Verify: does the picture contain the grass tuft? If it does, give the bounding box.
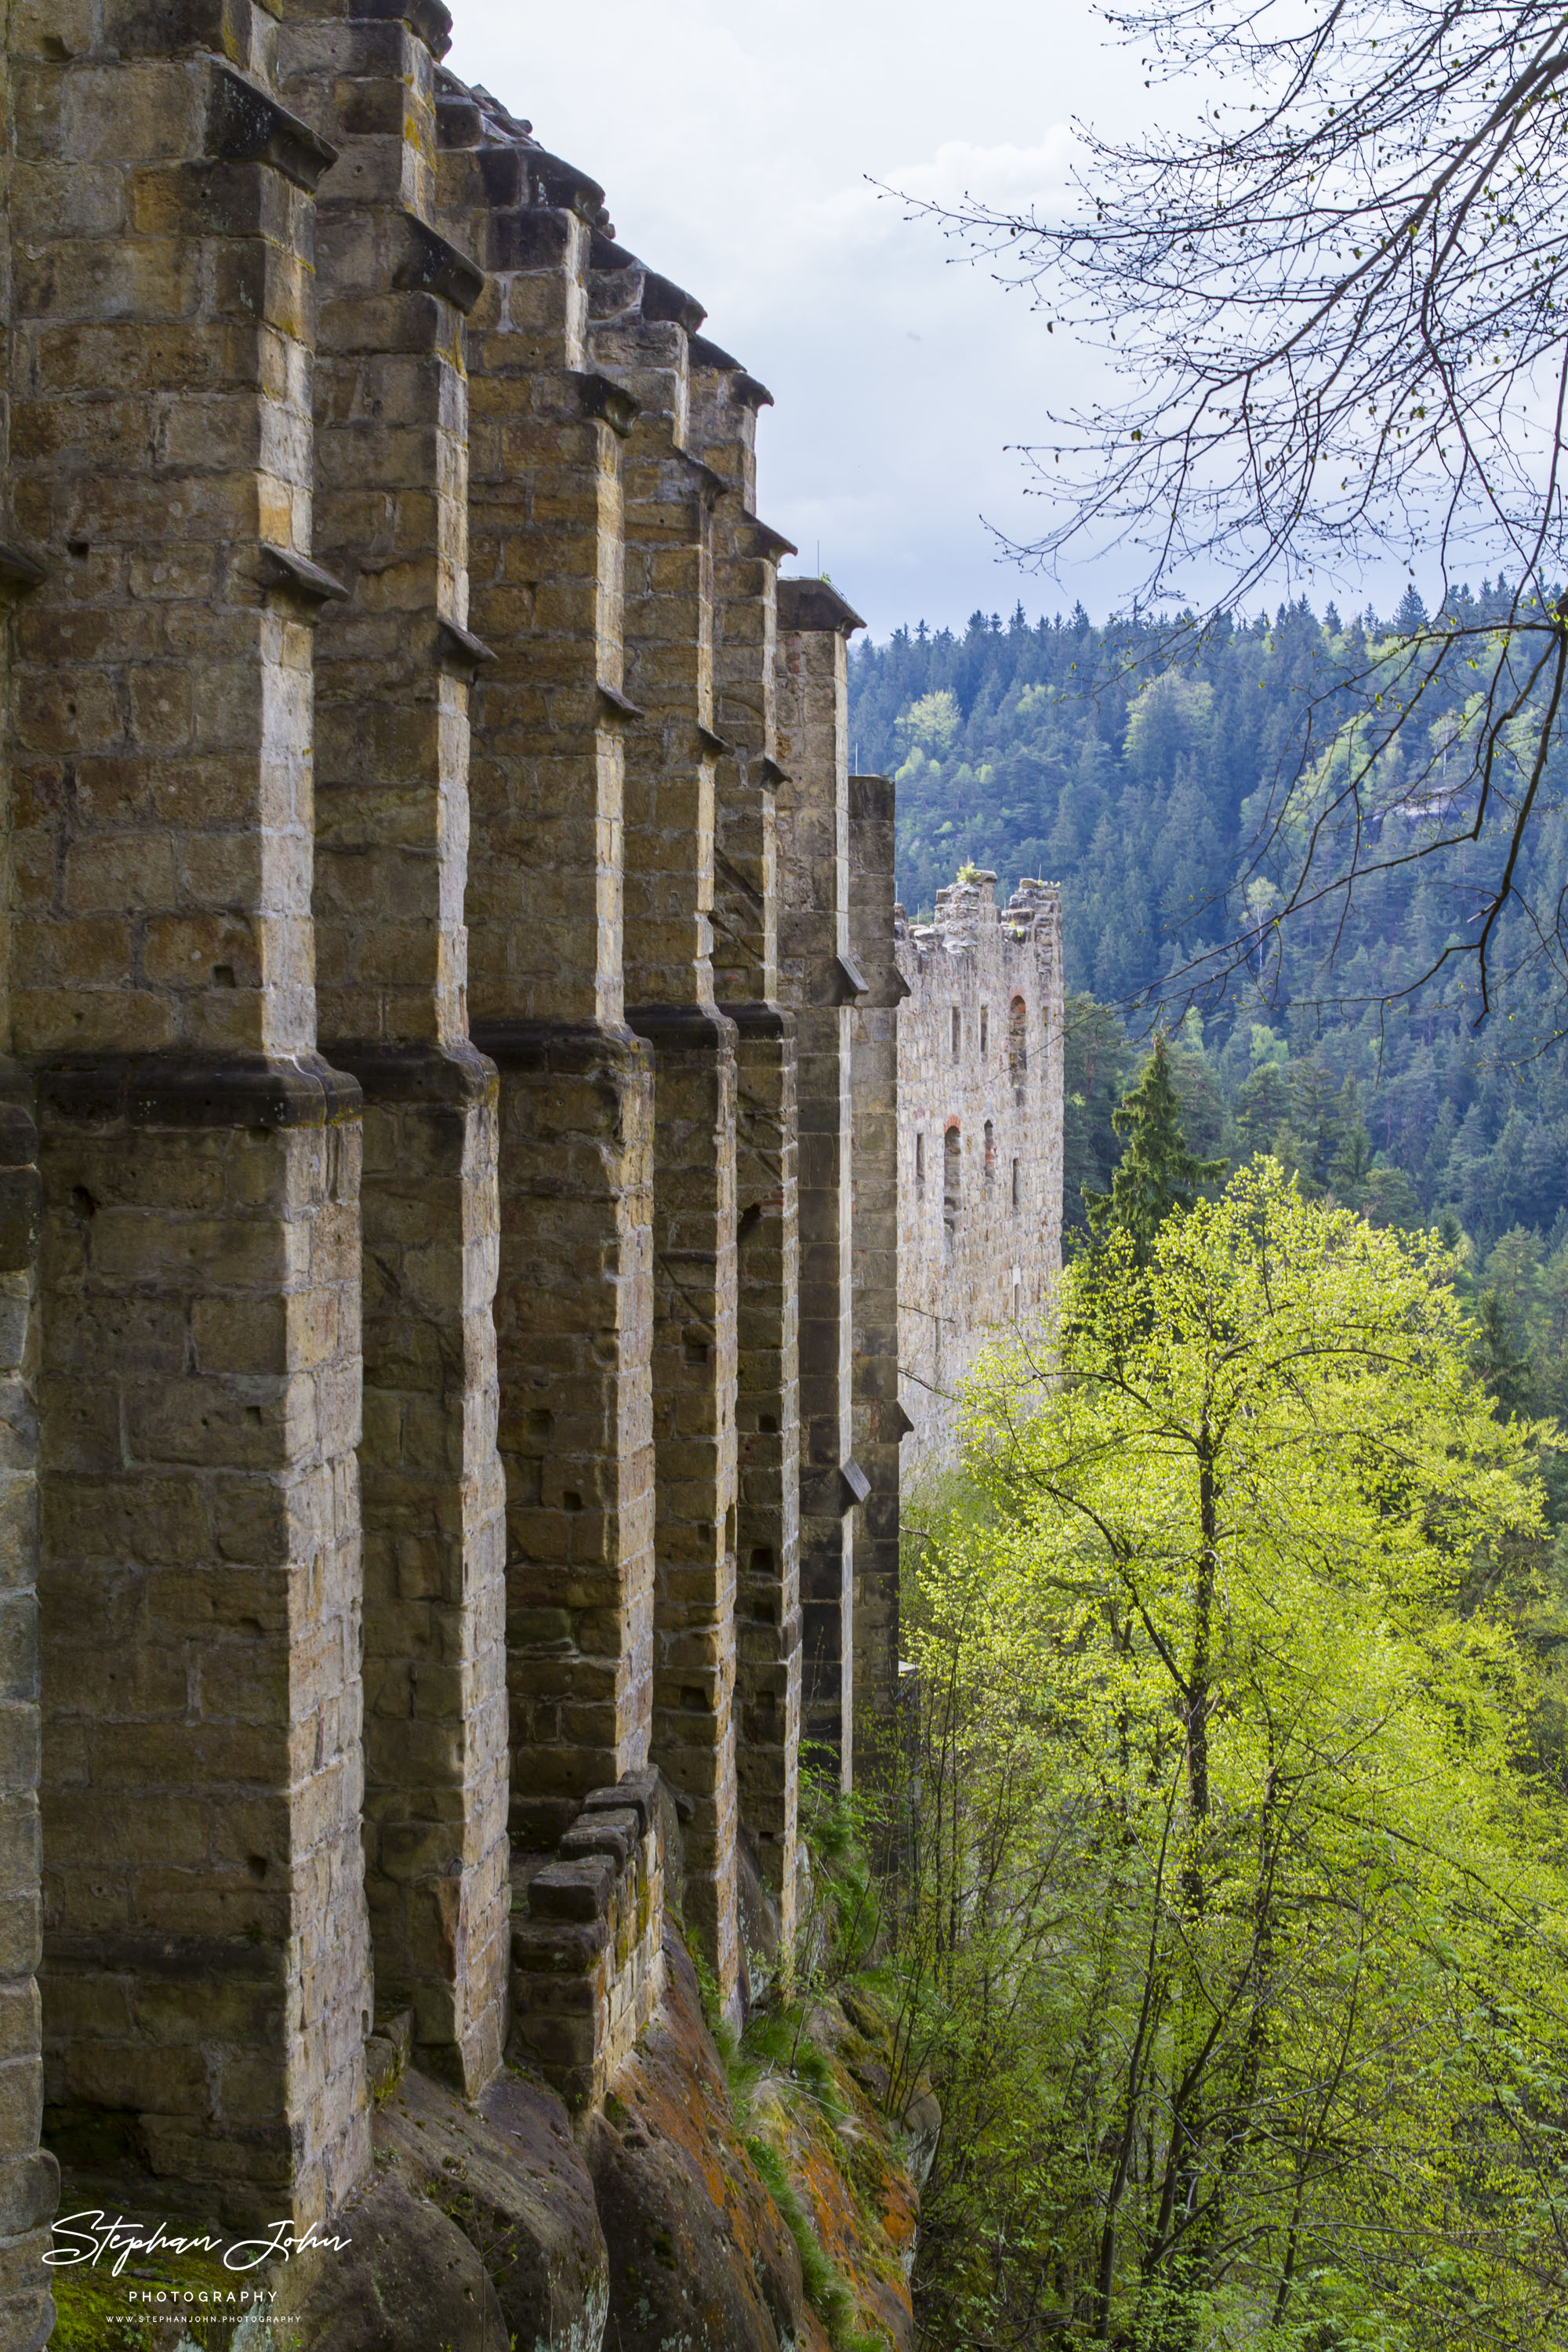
[744,2135,887,2351]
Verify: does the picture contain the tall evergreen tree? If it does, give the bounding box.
[1083,1033,1225,1257]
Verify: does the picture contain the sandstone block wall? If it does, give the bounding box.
[0,0,1065,2333]
[848,776,904,1777]
[775,581,864,1786]
[896,874,1065,1475]
[510,1766,665,2112]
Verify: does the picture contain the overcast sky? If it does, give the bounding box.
[445,0,1151,641]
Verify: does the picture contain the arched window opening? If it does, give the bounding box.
[943,1125,961,1250]
[1009,996,1028,1094]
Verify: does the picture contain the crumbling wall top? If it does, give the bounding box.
[904,873,1062,966]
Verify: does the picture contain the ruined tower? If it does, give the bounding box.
[896,874,1065,1469]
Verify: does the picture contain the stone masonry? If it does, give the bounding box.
[0,2,1064,2336]
[895,874,1065,1474]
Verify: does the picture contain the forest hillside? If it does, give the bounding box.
[848,592,1568,1252]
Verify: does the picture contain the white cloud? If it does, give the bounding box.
[443,0,1136,634]
[892,132,1078,212]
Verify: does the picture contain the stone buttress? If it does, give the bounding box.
[689,343,802,1944]
[774,582,866,1779]
[0,15,53,2335]
[437,93,658,1880]
[9,0,372,2234]
[274,0,510,2098]
[430,85,672,2092]
[848,774,904,1766]
[589,248,742,2013]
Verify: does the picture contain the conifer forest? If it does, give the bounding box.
[848,590,1568,1282]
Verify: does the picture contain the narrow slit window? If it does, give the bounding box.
[915,1132,925,1188]
[979,1005,989,1057]
[1009,996,1028,1091]
[1011,1158,1021,1209]
[943,1127,960,1248]
[950,1007,961,1060]
[984,1120,996,1183]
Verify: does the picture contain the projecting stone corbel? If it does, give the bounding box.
[573,372,640,439]
[776,578,868,637]
[530,147,607,226]
[696,724,733,760]
[590,230,637,272]
[403,0,456,61]
[830,953,869,1004]
[257,546,349,612]
[597,681,644,723]
[686,339,775,408]
[758,755,790,788]
[0,543,45,592]
[681,455,727,510]
[392,216,485,316]
[642,271,707,334]
[802,1458,871,1516]
[207,65,339,191]
[885,1402,916,1442]
[436,617,497,674]
[746,515,797,562]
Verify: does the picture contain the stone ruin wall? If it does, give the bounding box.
[895,874,1065,1476]
[0,2,1065,2335]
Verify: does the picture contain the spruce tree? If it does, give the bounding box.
[1083,1033,1227,1259]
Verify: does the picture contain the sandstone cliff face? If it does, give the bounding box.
[47,1921,924,2352]
[310,1926,926,2352]
[587,1934,816,2352]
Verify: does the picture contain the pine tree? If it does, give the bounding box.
[1083,1033,1227,1258]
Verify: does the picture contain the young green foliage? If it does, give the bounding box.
[900,1161,1568,2349]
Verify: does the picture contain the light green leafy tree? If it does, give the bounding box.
[896,1163,1568,2350]
[893,689,962,785]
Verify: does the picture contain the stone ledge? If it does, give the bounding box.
[470,1018,653,1081]
[36,1053,362,1134]
[719,1000,795,1045]
[206,66,339,192]
[327,1039,499,1111]
[777,577,866,636]
[624,1004,739,1057]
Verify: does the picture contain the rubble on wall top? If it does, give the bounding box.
[902,872,1062,964]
